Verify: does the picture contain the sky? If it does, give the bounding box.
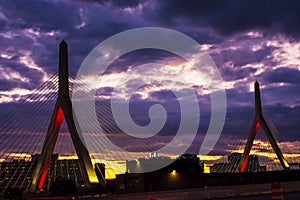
[1,0,300,175]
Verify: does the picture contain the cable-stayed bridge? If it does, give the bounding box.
[0,41,298,196]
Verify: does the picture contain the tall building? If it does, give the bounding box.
[0,154,105,193]
[0,159,34,193]
[95,163,105,183]
[51,158,84,187]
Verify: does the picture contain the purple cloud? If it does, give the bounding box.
[0,0,299,165]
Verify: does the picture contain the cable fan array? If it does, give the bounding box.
[209,95,297,173]
[0,73,298,194]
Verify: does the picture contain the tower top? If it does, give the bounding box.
[238,81,290,172]
[60,40,67,46]
[254,80,262,115]
[58,40,69,98]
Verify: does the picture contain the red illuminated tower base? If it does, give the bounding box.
[238,81,290,172]
[30,41,99,192]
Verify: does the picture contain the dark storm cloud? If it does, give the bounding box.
[96,87,114,97]
[0,0,299,157]
[185,30,223,44]
[103,49,181,74]
[0,58,44,90]
[226,88,253,107]
[0,78,38,91]
[0,0,80,32]
[147,0,300,37]
[220,89,255,138]
[261,67,300,85]
[128,97,181,131]
[0,99,56,131]
[0,0,135,87]
[212,45,276,68]
[261,84,300,105]
[82,0,142,8]
[0,80,18,91]
[221,67,257,81]
[209,43,279,85]
[262,104,300,141]
[150,90,178,101]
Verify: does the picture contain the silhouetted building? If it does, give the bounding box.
[167,154,203,172]
[289,163,300,170]
[53,158,84,186]
[117,154,204,193]
[0,159,34,193]
[0,154,104,193]
[95,163,105,182]
[210,153,266,173]
[126,153,173,173]
[126,153,203,174]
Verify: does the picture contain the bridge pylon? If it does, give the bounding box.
[30,41,100,192]
[238,81,290,172]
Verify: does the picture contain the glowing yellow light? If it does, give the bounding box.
[204,164,211,173]
[58,155,78,160]
[170,169,177,180]
[86,167,99,183]
[88,174,99,183]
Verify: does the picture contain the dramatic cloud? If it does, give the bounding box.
[143,0,300,37]
[0,0,299,171]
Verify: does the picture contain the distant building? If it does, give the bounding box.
[126,153,174,173]
[168,154,203,172]
[289,163,300,170]
[0,159,34,193]
[0,154,104,193]
[210,153,266,173]
[116,154,204,194]
[126,153,203,173]
[95,163,105,183]
[51,158,84,186]
[114,153,300,194]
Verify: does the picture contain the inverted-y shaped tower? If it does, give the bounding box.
[30,41,99,192]
[238,81,290,172]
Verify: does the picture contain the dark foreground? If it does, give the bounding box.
[76,181,300,200]
[219,191,300,200]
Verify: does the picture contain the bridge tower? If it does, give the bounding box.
[30,41,99,192]
[238,81,290,172]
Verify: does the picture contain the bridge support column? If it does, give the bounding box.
[238,81,289,172]
[30,41,100,192]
